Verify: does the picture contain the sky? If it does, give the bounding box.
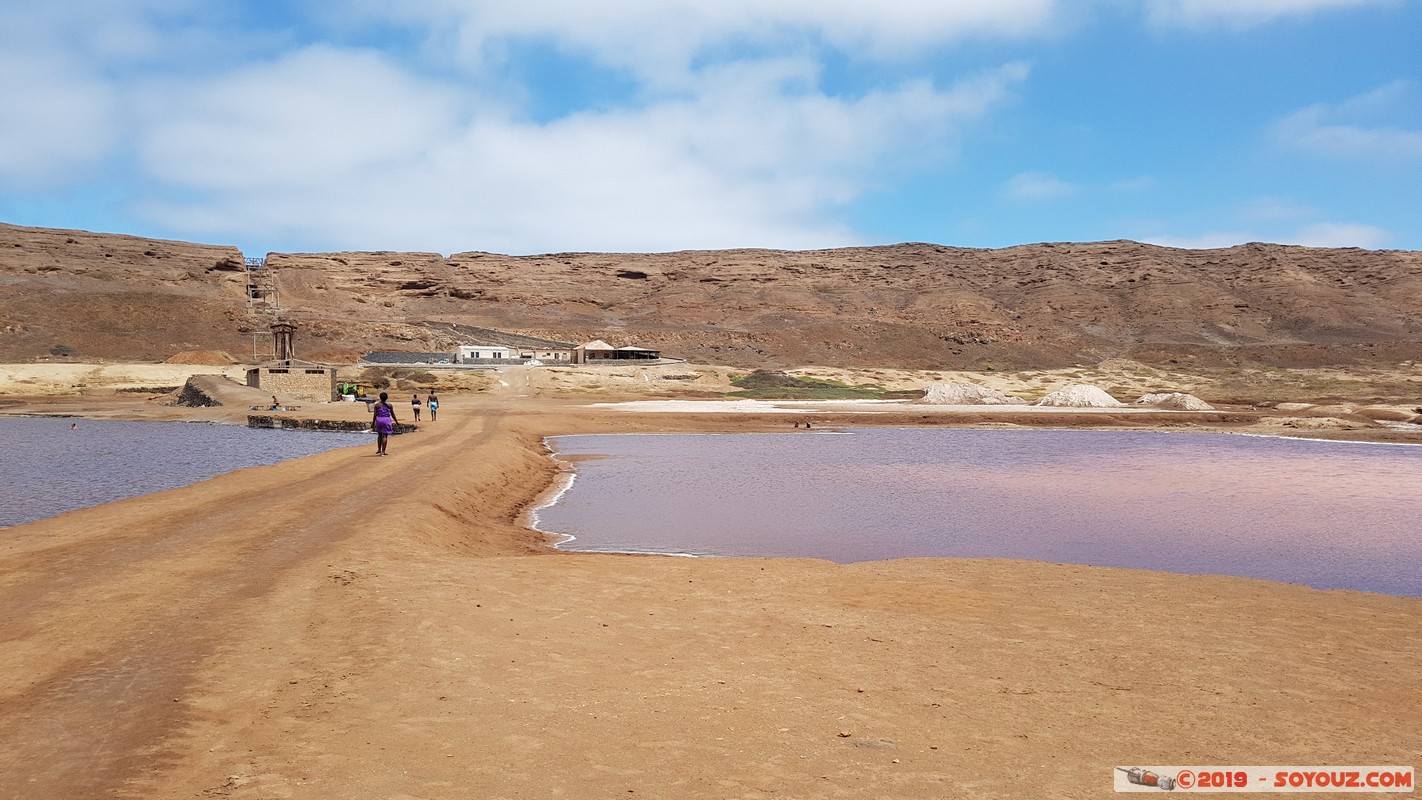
[1,1,1419,258]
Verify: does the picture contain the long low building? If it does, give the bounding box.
[455,344,511,361]
[363,340,669,366]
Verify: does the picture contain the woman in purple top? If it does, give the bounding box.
[372,391,398,456]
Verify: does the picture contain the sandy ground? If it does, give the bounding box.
[1,364,1419,799]
[0,362,250,396]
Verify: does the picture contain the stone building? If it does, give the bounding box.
[572,340,661,363]
[573,339,617,362]
[245,358,338,403]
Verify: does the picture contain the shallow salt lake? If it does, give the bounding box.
[1,417,364,528]
[537,428,1422,596]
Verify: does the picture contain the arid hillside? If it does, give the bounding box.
[0,223,250,362]
[4,221,1422,369]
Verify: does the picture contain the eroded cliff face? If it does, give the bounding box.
[0,223,250,362]
[5,221,1421,369]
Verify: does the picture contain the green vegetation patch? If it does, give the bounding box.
[360,366,439,390]
[729,370,917,400]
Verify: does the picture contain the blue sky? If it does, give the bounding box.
[1,0,1418,258]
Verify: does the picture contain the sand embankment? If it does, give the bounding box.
[1,390,1419,799]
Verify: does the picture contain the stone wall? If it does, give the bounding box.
[248,415,416,434]
[175,376,222,407]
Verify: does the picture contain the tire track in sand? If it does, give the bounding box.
[0,409,500,799]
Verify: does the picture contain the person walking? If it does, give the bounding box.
[411,393,421,421]
[372,391,398,456]
[427,391,439,422]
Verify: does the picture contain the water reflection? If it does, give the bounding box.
[539,429,1422,596]
[2,418,363,528]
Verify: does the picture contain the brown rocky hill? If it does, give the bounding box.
[0,223,250,362]
[4,221,1422,369]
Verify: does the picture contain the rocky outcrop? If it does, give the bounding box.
[1135,392,1215,410]
[174,376,222,407]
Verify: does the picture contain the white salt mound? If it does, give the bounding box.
[1135,392,1214,411]
[915,382,1028,405]
[1033,384,1124,408]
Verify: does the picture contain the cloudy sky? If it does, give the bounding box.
[1,0,1418,257]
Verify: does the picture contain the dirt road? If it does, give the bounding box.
[2,394,1418,799]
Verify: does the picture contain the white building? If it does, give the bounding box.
[456,344,512,362]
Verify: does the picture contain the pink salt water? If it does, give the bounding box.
[536,429,1422,596]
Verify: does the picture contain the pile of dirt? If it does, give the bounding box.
[1034,384,1125,408]
[1136,392,1215,410]
[915,382,1028,405]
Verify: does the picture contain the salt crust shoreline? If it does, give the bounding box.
[529,427,1422,572]
[524,438,578,548]
[587,398,1189,414]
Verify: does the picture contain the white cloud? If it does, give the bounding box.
[1143,193,1395,249]
[1142,221,1391,250]
[1274,107,1422,161]
[1142,231,1257,250]
[1273,82,1422,161]
[1290,222,1390,248]
[1332,80,1415,116]
[136,46,469,190]
[0,2,1045,252]
[0,2,230,74]
[0,1,254,188]
[1001,171,1078,202]
[346,0,1061,80]
[0,51,119,187]
[131,49,1031,253]
[0,2,199,58]
[1000,171,1151,204]
[1145,0,1397,30]
[1238,196,1317,222]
